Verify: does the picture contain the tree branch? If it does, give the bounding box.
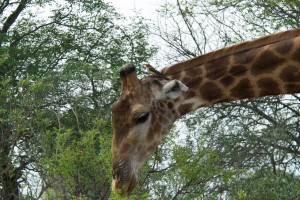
[0,0,9,16]
[1,0,29,34]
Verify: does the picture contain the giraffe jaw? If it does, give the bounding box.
[111,155,140,195]
[111,175,137,195]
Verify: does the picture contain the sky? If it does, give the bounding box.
[107,0,164,19]
[107,0,173,68]
[107,0,189,143]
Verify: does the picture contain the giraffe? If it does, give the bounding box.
[111,28,300,194]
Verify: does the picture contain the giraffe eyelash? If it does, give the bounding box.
[135,112,150,124]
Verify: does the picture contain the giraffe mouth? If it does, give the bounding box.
[111,175,136,195]
[112,159,137,194]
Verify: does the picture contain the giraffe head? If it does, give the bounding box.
[111,63,188,194]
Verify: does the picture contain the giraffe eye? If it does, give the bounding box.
[136,112,150,124]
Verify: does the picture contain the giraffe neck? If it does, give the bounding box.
[162,28,300,116]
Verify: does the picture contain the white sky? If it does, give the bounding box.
[107,0,175,68]
[107,0,165,19]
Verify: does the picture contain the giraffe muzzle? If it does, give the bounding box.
[112,159,137,194]
[111,175,136,195]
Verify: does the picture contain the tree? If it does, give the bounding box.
[0,0,156,199]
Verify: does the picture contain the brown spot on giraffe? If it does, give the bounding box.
[185,67,203,77]
[181,76,191,84]
[178,103,194,115]
[229,65,248,76]
[158,102,166,112]
[274,39,294,55]
[233,48,257,64]
[257,78,280,96]
[280,65,300,82]
[184,90,196,99]
[231,78,254,99]
[285,83,300,94]
[167,102,174,109]
[220,75,235,86]
[292,45,300,61]
[251,50,285,75]
[205,57,229,80]
[199,82,223,102]
[185,77,203,88]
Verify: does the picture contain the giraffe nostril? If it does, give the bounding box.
[112,170,121,180]
[112,168,123,182]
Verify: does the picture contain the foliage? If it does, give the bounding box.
[2,0,300,199]
[42,124,112,199]
[210,0,300,31]
[0,0,155,199]
[229,169,300,200]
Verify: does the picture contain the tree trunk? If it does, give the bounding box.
[1,167,20,200]
[0,144,20,200]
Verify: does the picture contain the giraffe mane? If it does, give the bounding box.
[161,28,300,76]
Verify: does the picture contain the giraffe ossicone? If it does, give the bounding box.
[111,28,300,195]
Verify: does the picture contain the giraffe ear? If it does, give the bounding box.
[157,80,188,100]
